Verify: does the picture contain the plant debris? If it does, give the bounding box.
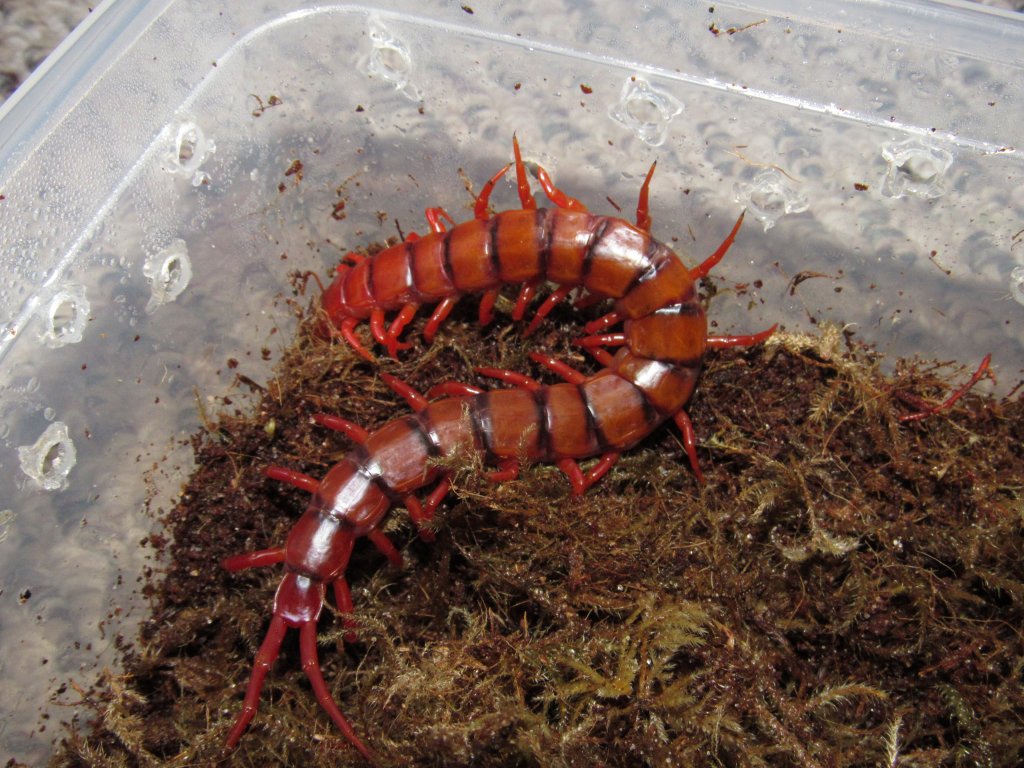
[47,288,1023,768]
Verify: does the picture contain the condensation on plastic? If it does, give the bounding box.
[0,0,1022,762]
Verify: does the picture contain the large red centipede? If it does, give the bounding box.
[219,139,995,762]
[220,139,776,762]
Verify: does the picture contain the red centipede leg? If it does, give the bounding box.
[672,410,704,483]
[404,476,452,542]
[573,290,604,310]
[403,495,436,542]
[636,161,657,232]
[690,211,745,281]
[424,206,455,233]
[423,295,459,343]
[524,284,573,336]
[512,281,539,321]
[340,317,376,363]
[529,351,587,385]
[898,354,992,424]
[575,333,626,367]
[332,578,358,643]
[583,310,624,336]
[367,529,403,568]
[577,332,627,347]
[531,164,588,212]
[380,372,429,412]
[557,452,621,497]
[487,458,520,483]
[332,577,360,644]
[265,465,320,494]
[478,288,500,326]
[427,381,484,398]
[369,309,389,346]
[225,615,289,750]
[476,366,542,391]
[705,323,778,349]
[474,163,512,220]
[585,348,616,367]
[298,621,379,764]
[313,414,370,444]
[222,547,286,572]
[581,347,616,367]
[512,135,537,210]
[384,303,418,357]
[424,477,451,517]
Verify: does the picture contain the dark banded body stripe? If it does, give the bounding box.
[334,209,699,323]
[332,361,698,513]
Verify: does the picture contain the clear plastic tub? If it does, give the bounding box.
[1,0,1021,762]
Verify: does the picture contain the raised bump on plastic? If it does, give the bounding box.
[364,16,420,101]
[143,239,193,314]
[608,76,683,147]
[733,169,810,232]
[40,284,89,348]
[166,121,216,186]
[18,421,77,491]
[880,139,953,199]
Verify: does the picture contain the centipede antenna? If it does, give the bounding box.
[298,622,379,764]
[224,615,289,750]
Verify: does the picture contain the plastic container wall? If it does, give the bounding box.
[0,0,1021,761]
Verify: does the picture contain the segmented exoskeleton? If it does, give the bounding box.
[222,138,778,762]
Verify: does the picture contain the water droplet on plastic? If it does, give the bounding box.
[880,139,953,199]
[18,422,77,491]
[608,76,683,147]
[363,16,420,101]
[733,169,810,231]
[1010,265,1024,306]
[39,284,89,348]
[143,240,193,314]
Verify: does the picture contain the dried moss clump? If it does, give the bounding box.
[51,303,1023,768]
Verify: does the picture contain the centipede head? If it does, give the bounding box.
[223,528,378,763]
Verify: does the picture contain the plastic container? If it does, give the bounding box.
[1,0,1021,761]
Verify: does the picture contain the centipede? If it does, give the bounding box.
[221,139,993,762]
[219,138,779,762]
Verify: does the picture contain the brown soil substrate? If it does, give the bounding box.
[47,292,1023,768]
